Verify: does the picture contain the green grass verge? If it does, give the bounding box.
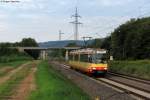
[0,64,31,99]
[0,60,31,77]
[29,61,90,100]
[0,54,33,63]
[0,60,30,68]
[109,60,150,80]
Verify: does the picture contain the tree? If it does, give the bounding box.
[66,42,79,47]
[20,38,39,59]
[0,43,18,56]
[20,38,39,47]
[101,36,111,50]
[90,39,102,48]
[111,17,150,60]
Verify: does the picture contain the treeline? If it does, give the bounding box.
[91,17,150,60]
[0,38,38,48]
[0,38,39,62]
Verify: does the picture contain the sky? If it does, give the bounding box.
[0,0,150,42]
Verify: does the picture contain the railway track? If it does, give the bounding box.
[108,72,150,85]
[97,72,150,99]
[58,63,150,99]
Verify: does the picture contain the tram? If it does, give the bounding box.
[68,48,108,76]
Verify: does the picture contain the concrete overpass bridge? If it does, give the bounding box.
[15,47,81,60]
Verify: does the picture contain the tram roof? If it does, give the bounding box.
[70,48,107,55]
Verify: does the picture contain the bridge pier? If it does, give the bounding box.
[65,50,69,61]
[40,50,48,60]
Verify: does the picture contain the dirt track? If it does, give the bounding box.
[0,67,14,74]
[0,62,31,84]
[0,61,39,100]
[10,66,37,100]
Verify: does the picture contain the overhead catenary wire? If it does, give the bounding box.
[64,33,74,40]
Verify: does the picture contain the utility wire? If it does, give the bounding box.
[83,3,150,38]
[64,33,74,40]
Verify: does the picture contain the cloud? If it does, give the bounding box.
[0,0,149,42]
[98,0,134,6]
[78,16,130,39]
[75,0,135,7]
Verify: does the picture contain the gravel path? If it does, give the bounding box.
[50,62,135,100]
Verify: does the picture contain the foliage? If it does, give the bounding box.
[90,39,102,48]
[29,61,90,100]
[19,38,40,59]
[109,60,150,80]
[0,54,32,63]
[101,36,111,51]
[91,17,150,60]
[20,38,39,47]
[90,36,111,51]
[0,48,18,56]
[0,38,38,47]
[66,42,79,47]
[0,44,32,63]
[48,49,65,61]
[111,17,150,60]
[20,38,40,59]
[0,38,39,60]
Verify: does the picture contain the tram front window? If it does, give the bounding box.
[92,54,107,64]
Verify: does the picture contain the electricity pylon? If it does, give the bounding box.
[70,7,82,41]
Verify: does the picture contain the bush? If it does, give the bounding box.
[109,60,150,80]
[0,53,32,63]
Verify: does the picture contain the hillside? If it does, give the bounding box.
[39,40,93,48]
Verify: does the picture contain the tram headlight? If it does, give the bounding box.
[104,67,107,70]
[92,67,96,70]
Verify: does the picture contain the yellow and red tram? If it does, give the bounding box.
[68,48,108,76]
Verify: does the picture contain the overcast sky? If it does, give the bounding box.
[0,0,150,42]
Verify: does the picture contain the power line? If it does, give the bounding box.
[82,36,92,48]
[64,33,74,40]
[84,2,150,36]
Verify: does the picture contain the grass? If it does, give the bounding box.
[0,54,32,63]
[0,60,31,77]
[0,60,30,68]
[0,53,33,68]
[29,61,90,100]
[0,60,32,78]
[109,60,150,80]
[0,63,31,99]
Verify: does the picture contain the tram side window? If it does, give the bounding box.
[69,55,73,60]
[69,55,78,61]
[74,55,78,61]
[88,56,92,63]
[80,54,89,62]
